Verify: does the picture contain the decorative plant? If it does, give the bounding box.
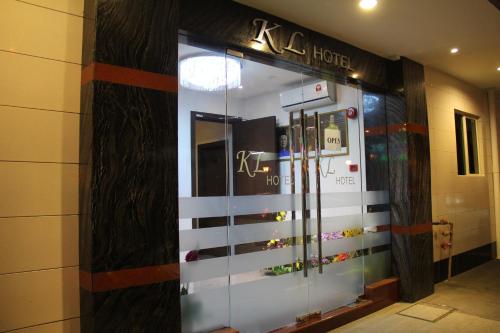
[264,212,365,275]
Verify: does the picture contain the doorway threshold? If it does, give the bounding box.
[269,277,400,333]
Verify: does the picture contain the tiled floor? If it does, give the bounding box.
[330,260,500,333]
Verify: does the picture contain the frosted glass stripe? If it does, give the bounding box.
[229,221,300,246]
[362,190,390,206]
[228,194,300,216]
[180,226,228,251]
[312,215,362,234]
[364,231,391,248]
[180,212,389,251]
[230,271,309,333]
[308,257,364,314]
[181,257,228,282]
[309,191,389,209]
[179,196,226,218]
[180,233,389,283]
[181,286,229,333]
[179,191,389,218]
[363,211,390,228]
[364,250,392,285]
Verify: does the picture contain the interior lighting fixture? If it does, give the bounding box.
[450,48,459,54]
[497,66,500,71]
[180,55,241,91]
[359,0,378,10]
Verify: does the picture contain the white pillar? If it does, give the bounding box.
[487,89,500,258]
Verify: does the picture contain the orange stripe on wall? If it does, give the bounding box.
[391,223,432,235]
[81,62,178,93]
[364,123,428,137]
[80,263,180,292]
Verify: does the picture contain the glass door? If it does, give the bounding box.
[304,74,365,314]
[178,41,392,333]
[225,52,309,333]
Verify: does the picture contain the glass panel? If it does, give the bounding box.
[178,42,230,333]
[466,118,478,174]
[226,54,309,332]
[178,42,392,332]
[229,272,309,332]
[306,79,365,314]
[455,113,466,175]
[362,90,391,285]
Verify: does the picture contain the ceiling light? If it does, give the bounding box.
[180,55,241,92]
[497,66,500,71]
[450,48,459,54]
[359,0,378,10]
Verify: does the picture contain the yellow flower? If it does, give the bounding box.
[280,211,286,217]
[276,215,282,222]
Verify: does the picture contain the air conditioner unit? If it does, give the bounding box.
[280,81,336,112]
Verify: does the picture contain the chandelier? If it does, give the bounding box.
[180,55,241,92]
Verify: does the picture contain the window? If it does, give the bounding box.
[454,111,479,175]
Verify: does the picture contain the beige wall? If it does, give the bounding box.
[425,67,496,263]
[0,1,83,332]
[493,90,500,257]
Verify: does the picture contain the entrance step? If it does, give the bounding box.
[270,277,400,332]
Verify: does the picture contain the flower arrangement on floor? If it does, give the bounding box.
[265,213,364,275]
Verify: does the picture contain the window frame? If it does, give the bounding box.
[454,109,480,176]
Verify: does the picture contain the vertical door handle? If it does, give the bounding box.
[288,113,297,271]
[289,112,296,222]
[314,112,323,274]
[300,110,309,278]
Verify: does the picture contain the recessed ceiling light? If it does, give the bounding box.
[450,48,459,54]
[359,0,378,10]
[497,66,500,71]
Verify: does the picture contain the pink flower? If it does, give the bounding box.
[185,250,199,262]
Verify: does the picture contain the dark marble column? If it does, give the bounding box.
[79,1,180,332]
[387,58,434,302]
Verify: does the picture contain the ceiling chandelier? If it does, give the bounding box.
[180,55,241,92]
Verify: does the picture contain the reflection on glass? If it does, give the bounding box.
[178,41,392,333]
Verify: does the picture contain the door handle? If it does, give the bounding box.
[289,112,296,222]
[300,109,309,278]
[288,113,297,271]
[314,112,323,274]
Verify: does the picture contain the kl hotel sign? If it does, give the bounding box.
[251,18,354,71]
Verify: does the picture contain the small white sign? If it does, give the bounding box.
[324,128,341,151]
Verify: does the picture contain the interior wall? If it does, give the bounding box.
[178,88,243,231]
[424,67,495,263]
[0,1,82,332]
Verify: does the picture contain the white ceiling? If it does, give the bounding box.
[235,0,500,90]
[179,43,316,99]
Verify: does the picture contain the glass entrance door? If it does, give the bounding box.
[178,41,391,333]
[225,54,309,333]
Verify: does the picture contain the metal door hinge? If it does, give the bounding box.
[227,49,244,58]
[296,310,321,324]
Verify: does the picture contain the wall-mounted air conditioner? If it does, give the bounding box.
[280,81,336,112]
